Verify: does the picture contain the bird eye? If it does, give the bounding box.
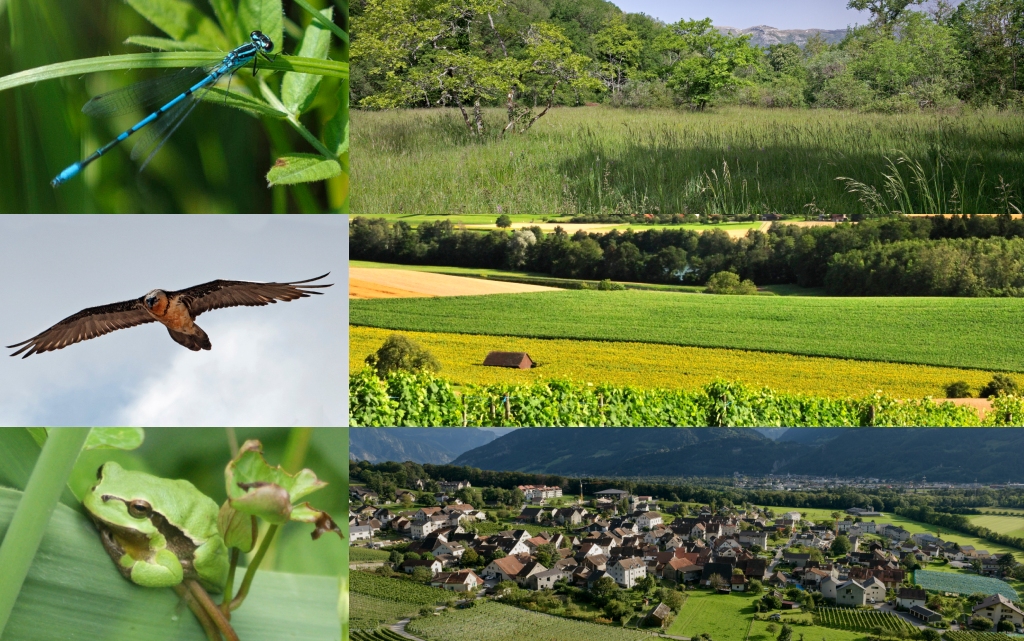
[127,500,153,519]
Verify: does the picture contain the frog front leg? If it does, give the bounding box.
[123,548,184,588]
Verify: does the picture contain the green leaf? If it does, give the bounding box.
[0,54,349,93]
[202,87,288,118]
[0,430,40,493]
[124,36,212,51]
[237,0,283,61]
[0,488,341,641]
[281,7,333,115]
[323,105,348,157]
[207,0,242,43]
[83,428,145,451]
[226,441,326,503]
[125,0,230,51]
[266,154,342,186]
[291,0,349,45]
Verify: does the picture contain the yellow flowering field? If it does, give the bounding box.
[350,326,995,399]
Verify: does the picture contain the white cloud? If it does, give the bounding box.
[116,321,343,427]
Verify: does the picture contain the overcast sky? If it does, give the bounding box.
[609,0,876,30]
[0,215,347,427]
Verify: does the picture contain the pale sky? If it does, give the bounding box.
[0,215,347,427]
[610,0,875,30]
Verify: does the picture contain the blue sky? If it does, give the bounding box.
[0,215,347,427]
[609,0,874,30]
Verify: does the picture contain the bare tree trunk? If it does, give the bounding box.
[473,99,484,136]
[488,12,509,58]
[523,81,560,133]
[505,87,516,136]
[454,95,474,135]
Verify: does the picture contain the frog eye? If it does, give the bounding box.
[127,500,153,519]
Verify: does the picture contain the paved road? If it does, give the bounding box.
[389,618,427,641]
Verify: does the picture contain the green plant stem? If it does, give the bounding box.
[292,0,349,44]
[0,53,348,93]
[282,428,313,473]
[221,548,240,618]
[174,583,221,641]
[230,524,279,611]
[188,580,239,641]
[258,78,335,159]
[0,428,90,638]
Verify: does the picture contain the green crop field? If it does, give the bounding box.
[945,632,1019,641]
[350,291,1024,372]
[405,601,657,641]
[968,515,1024,538]
[350,594,423,630]
[351,630,409,641]
[350,547,392,563]
[750,620,869,641]
[667,591,761,639]
[816,608,915,633]
[350,571,451,605]
[351,106,1024,215]
[914,570,1019,600]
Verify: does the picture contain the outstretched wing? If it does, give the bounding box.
[171,273,333,318]
[8,298,153,358]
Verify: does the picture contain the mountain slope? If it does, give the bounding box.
[350,428,498,464]
[717,25,848,47]
[452,428,1024,482]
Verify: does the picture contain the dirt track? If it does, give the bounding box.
[349,267,559,299]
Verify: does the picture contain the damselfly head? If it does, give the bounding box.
[251,30,273,53]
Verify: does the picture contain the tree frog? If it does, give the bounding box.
[83,461,230,592]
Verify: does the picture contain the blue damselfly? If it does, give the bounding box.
[52,30,275,186]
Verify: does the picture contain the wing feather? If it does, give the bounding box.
[7,298,154,358]
[171,273,333,318]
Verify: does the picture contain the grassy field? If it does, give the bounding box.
[351,106,1024,215]
[351,326,995,398]
[968,514,1024,538]
[405,601,657,641]
[667,591,761,639]
[350,291,1024,372]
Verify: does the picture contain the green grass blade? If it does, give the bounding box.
[0,53,349,93]
[125,0,230,51]
[292,0,348,45]
[0,428,90,638]
[123,35,214,51]
[0,487,341,640]
[207,0,241,43]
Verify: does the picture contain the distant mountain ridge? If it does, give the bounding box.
[451,428,1024,483]
[350,428,498,464]
[717,25,848,47]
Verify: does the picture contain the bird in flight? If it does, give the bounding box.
[8,274,332,358]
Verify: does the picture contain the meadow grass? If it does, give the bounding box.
[967,514,1024,539]
[749,620,869,641]
[350,326,995,399]
[667,590,760,639]
[349,290,1024,372]
[351,106,1024,215]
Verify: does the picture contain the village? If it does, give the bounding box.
[350,479,1024,637]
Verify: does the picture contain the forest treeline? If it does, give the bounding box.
[350,216,1024,296]
[351,0,1024,133]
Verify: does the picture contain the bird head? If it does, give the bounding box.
[144,290,168,315]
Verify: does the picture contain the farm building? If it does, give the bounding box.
[482,351,534,369]
[645,602,672,628]
[908,606,943,624]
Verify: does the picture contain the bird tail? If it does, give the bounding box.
[166,325,211,351]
